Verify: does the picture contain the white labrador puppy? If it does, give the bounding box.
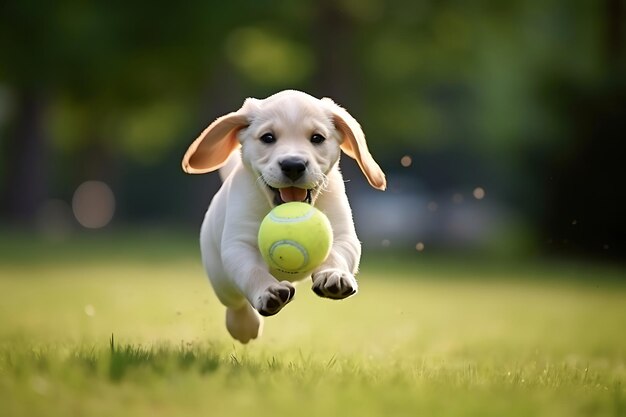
[182,90,386,343]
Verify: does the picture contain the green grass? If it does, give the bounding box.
[1,232,625,417]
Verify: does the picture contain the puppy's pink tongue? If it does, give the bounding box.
[279,187,307,202]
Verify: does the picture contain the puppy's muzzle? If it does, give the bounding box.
[279,158,308,181]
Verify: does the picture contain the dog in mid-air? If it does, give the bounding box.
[182,90,386,343]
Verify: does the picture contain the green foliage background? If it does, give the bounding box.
[1,0,622,248]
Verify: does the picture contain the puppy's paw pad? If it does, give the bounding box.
[311,269,358,300]
[255,281,295,316]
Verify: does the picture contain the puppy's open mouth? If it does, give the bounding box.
[268,186,312,206]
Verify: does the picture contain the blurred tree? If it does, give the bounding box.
[0,1,58,222]
[543,0,625,259]
[0,0,252,223]
[0,0,622,261]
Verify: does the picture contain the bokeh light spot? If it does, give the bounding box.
[30,376,49,396]
[473,187,486,200]
[72,181,115,229]
[400,155,412,167]
[416,242,425,252]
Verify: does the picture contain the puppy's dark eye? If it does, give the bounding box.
[311,134,325,144]
[260,133,276,144]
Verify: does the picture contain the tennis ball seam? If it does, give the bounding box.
[268,239,309,271]
[268,208,315,223]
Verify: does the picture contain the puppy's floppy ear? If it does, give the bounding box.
[322,98,387,190]
[182,99,256,174]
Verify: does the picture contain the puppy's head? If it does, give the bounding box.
[182,90,386,207]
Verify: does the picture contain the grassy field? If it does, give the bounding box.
[1,232,625,417]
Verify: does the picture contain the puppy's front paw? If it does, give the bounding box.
[311,269,358,300]
[255,281,296,316]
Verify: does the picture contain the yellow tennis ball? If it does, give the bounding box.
[258,202,333,280]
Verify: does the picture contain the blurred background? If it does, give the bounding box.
[0,0,624,263]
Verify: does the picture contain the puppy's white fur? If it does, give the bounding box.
[182,90,386,343]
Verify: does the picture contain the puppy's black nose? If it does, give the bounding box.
[280,158,308,181]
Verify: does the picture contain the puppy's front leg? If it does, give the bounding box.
[312,238,360,300]
[218,170,296,317]
[311,178,361,300]
[222,242,295,316]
